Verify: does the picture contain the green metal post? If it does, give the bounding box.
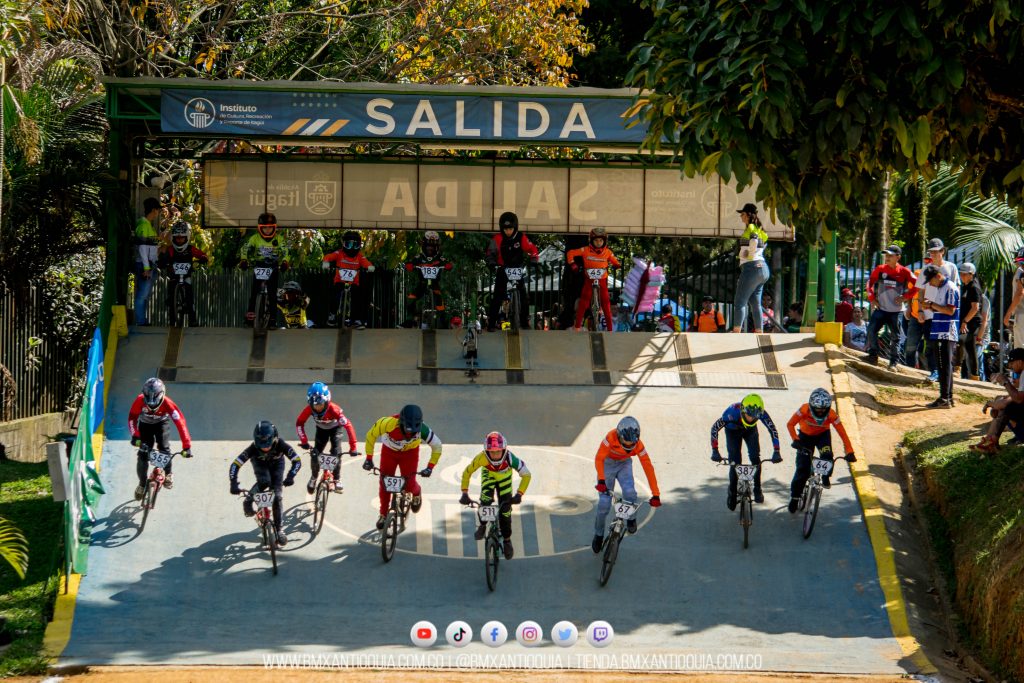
[823,230,837,322]
[802,242,819,328]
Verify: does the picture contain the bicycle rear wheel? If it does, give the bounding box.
[485,533,500,591]
[254,290,268,335]
[798,482,810,511]
[599,531,620,586]
[740,497,752,549]
[590,284,602,332]
[381,510,399,562]
[313,480,329,535]
[803,486,822,539]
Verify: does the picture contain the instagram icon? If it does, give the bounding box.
[515,620,544,647]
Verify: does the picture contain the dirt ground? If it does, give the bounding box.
[38,365,994,683]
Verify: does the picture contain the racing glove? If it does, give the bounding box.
[418,464,434,477]
[791,440,800,450]
[845,452,857,463]
[459,492,472,506]
[239,260,249,270]
[181,448,192,459]
[650,495,661,508]
[298,441,310,450]
[230,480,241,495]
[511,493,523,505]
[131,437,142,448]
[771,450,783,464]
[595,479,607,493]
[362,458,374,471]
[283,474,295,487]
[711,450,722,462]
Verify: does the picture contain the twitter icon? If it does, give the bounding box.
[551,620,578,647]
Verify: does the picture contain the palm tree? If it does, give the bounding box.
[0,516,28,579]
[952,196,1023,287]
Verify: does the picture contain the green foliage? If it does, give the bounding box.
[629,1,1024,228]
[0,462,62,676]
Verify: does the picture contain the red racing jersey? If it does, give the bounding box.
[128,395,192,449]
[323,250,373,285]
[295,402,358,449]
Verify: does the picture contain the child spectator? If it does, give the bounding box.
[783,302,803,333]
[843,306,868,351]
[921,263,960,408]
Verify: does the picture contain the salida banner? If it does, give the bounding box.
[161,87,647,145]
[202,159,795,240]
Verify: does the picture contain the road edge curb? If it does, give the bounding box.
[824,343,938,676]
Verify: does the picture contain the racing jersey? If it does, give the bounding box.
[486,231,539,267]
[364,415,443,466]
[595,430,660,497]
[710,403,781,451]
[460,451,532,494]
[405,254,452,278]
[566,246,621,280]
[240,233,289,265]
[128,395,192,449]
[787,404,854,453]
[323,250,373,285]
[158,246,209,282]
[295,402,357,449]
[229,440,301,480]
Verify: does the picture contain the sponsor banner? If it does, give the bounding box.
[203,160,794,240]
[162,88,646,145]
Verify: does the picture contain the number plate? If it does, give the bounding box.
[252,491,275,509]
[172,262,191,276]
[586,268,606,280]
[418,265,441,280]
[383,475,406,493]
[614,500,638,519]
[318,454,340,471]
[148,450,172,469]
[254,267,273,280]
[504,267,525,283]
[734,464,758,481]
[477,505,499,522]
[336,268,358,282]
[811,458,834,476]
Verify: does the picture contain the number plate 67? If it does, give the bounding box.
[383,475,405,493]
[614,501,638,519]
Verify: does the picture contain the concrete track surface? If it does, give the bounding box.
[60,328,909,674]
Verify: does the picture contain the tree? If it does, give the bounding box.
[0,516,28,580]
[628,1,1024,227]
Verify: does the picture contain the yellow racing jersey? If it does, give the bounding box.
[364,415,442,466]
[460,451,531,495]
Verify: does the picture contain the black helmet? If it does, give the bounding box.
[253,420,278,450]
[278,280,303,302]
[499,212,519,234]
[341,230,362,257]
[422,230,440,258]
[398,404,423,435]
[142,377,165,409]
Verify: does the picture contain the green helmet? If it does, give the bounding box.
[740,394,764,420]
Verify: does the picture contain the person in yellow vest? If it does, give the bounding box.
[691,295,726,332]
[133,197,163,326]
[732,203,770,333]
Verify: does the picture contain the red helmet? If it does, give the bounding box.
[483,431,507,465]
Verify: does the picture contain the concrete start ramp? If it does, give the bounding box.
[155,327,790,389]
[58,328,916,675]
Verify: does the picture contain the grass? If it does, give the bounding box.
[0,460,63,677]
[903,426,1024,681]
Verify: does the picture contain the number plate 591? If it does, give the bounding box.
[383,476,405,493]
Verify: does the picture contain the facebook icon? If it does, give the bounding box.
[481,620,507,647]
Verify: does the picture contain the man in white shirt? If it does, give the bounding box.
[916,238,960,381]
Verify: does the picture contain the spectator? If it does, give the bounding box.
[1002,247,1024,347]
[761,292,777,332]
[904,263,927,370]
[731,203,770,333]
[657,304,682,332]
[835,288,855,325]
[864,245,917,368]
[976,291,991,380]
[917,238,961,381]
[843,306,868,351]
[782,302,803,332]
[691,296,726,332]
[921,263,960,408]
[133,197,163,326]
[957,262,983,381]
[970,348,1024,453]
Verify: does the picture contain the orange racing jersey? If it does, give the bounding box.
[594,429,660,497]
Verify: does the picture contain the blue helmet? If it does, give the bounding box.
[307,382,331,415]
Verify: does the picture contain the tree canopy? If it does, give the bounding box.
[628,0,1024,227]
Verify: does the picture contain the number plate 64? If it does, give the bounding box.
[383,475,405,493]
[811,458,834,476]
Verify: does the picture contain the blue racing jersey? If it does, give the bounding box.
[710,403,780,450]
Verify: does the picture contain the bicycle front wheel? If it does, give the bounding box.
[313,481,329,535]
[267,523,279,575]
[803,486,822,539]
[509,291,521,333]
[740,497,752,549]
[254,291,268,335]
[174,285,188,328]
[485,533,500,591]
[590,285,601,332]
[381,510,399,563]
[599,532,621,586]
[140,480,158,531]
